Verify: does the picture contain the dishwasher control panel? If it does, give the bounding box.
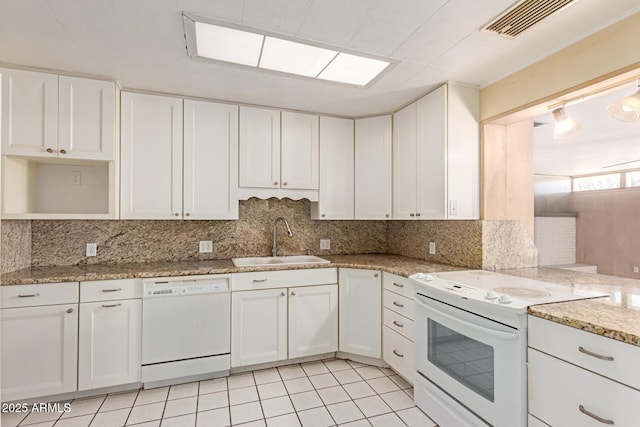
[143,277,229,297]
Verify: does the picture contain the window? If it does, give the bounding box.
[572,174,621,192]
[626,171,640,188]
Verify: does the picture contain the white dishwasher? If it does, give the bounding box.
[142,275,230,388]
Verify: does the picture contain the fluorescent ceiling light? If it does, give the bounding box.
[260,37,338,77]
[318,53,390,86]
[195,21,263,67]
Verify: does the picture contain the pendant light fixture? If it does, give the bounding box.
[607,82,640,122]
[552,105,581,139]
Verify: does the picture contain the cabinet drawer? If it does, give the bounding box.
[383,326,415,385]
[383,289,415,320]
[529,348,640,427]
[383,272,416,299]
[529,315,640,390]
[383,308,414,341]
[232,268,337,291]
[1,282,79,308]
[80,279,143,302]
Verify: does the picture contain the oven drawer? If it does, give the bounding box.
[383,289,415,320]
[383,308,414,341]
[382,273,416,299]
[529,348,639,427]
[81,279,142,302]
[232,268,337,291]
[528,315,640,390]
[383,326,415,385]
[1,282,79,308]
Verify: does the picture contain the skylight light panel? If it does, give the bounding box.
[195,21,263,67]
[259,37,338,77]
[318,53,390,86]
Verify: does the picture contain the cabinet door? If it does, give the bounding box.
[239,106,281,189]
[78,299,141,390]
[354,115,392,219]
[393,103,418,219]
[231,288,287,367]
[184,100,238,219]
[0,68,58,157]
[281,111,319,190]
[58,76,116,161]
[316,116,354,219]
[289,284,338,359]
[339,269,381,358]
[121,92,183,219]
[1,304,78,401]
[416,86,446,219]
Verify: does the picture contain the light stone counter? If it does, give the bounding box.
[0,254,463,286]
[500,267,640,346]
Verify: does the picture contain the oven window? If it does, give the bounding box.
[428,319,494,402]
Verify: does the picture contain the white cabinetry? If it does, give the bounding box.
[0,68,115,160]
[338,269,381,358]
[1,282,79,401]
[231,269,338,367]
[78,279,142,391]
[355,115,392,219]
[311,116,354,220]
[528,315,640,427]
[121,92,238,219]
[239,107,319,200]
[392,83,479,219]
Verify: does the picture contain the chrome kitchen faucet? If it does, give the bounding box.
[272,217,293,257]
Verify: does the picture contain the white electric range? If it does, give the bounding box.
[409,270,608,427]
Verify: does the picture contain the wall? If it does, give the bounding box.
[571,188,640,279]
[1,220,31,273]
[534,175,573,216]
[480,12,640,121]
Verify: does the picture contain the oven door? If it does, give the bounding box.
[414,293,526,427]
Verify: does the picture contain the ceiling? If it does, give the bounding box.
[534,82,640,177]
[1,1,640,117]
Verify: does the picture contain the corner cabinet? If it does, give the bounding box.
[311,116,355,220]
[120,92,238,219]
[355,115,392,219]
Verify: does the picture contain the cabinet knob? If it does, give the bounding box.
[385,214,389,218]
[416,213,421,217]
[283,182,288,186]
[59,149,67,154]
[409,213,415,217]
[46,148,55,153]
[273,182,279,186]
[374,273,379,278]
[280,291,285,297]
[291,291,296,296]
[185,213,191,217]
[66,308,74,314]
[174,213,180,217]
[321,214,326,218]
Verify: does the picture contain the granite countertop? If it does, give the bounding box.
[501,267,640,347]
[0,253,463,285]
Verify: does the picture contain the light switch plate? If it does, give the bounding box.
[429,242,436,255]
[320,239,330,250]
[86,243,97,257]
[199,241,213,253]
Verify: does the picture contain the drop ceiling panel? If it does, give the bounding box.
[296,0,374,47]
[241,0,313,36]
[178,0,245,23]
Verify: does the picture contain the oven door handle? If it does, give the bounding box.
[415,297,520,341]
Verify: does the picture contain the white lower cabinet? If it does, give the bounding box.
[382,326,415,383]
[78,299,142,390]
[231,288,288,367]
[1,303,79,401]
[289,284,338,358]
[338,268,381,358]
[382,273,416,384]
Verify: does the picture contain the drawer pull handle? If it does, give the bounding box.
[18,293,40,298]
[393,350,404,358]
[252,279,268,283]
[102,303,122,308]
[393,282,404,288]
[102,288,122,293]
[393,320,404,328]
[579,346,614,361]
[578,405,614,425]
[392,301,404,308]
[280,291,285,297]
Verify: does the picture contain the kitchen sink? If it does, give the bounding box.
[232,255,330,267]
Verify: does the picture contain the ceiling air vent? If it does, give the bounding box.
[483,0,576,39]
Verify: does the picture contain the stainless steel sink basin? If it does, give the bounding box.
[232,255,330,267]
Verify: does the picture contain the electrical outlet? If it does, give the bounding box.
[199,241,213,253]
[429,241,436,255]
[86,243,97,257]
[71,171,82,186]
[320,239,331,250]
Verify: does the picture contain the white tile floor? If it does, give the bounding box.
[2,359,438,427]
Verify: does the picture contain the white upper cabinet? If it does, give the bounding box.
[58,76,115,161]
[120,92,183,219]
[311,116,354,220]
[355,115,392,219]
[183,99,239,219]
[239,106,281,189]
[281,111,319,190]
[392,103,418,219]
[0,68,115,161]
